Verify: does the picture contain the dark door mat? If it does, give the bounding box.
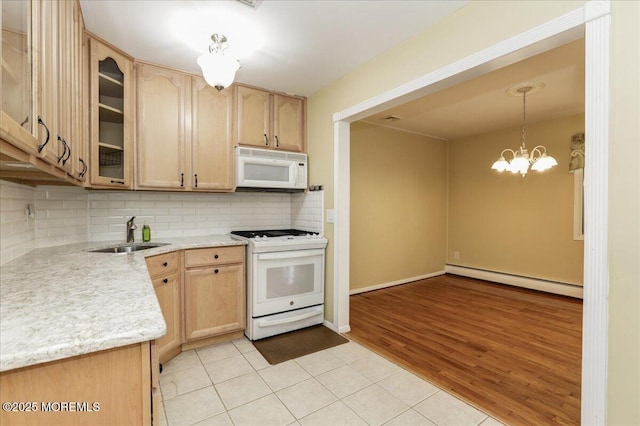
[253,325,349,365]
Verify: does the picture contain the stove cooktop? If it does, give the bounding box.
[230,229,319,239]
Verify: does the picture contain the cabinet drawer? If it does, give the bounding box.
[184,246,244,268]
[145,251,179,278]
[151,272,179,289]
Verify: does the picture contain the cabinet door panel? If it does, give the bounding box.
[136,64,190,189]
[1,0,38,152]
[37,0,61,166]
[56,0,73,174]
[191,77,234,191]
[184,264,245,341]
[272,94,305,152]
[235,85,270,148]
[152,273,181,359]
[90,38,133,187]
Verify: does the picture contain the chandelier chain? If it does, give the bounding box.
[521,89,527,150]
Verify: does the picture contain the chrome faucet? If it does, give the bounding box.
[126,216,137,243]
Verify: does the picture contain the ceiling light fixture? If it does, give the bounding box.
[491,84,558,177]
[197,33,240,91]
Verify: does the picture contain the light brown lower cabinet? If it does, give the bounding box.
[145,251,182,364]
[146,246,246,364]
[183,247,246,341]
[0,342,155,426]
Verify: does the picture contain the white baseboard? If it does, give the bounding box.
[323,319,350,334]
[349,271,446,295]
[445,265,584,299]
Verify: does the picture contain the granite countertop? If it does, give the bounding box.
[0,235,247,372]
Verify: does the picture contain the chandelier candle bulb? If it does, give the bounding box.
[491,83,558,177]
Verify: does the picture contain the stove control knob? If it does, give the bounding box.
[262,235,268,240]
[306,233,312,239]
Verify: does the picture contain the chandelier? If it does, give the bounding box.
[197,34,240,91]
[491,84,558,177]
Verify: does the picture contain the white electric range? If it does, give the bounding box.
[230,229,328,340]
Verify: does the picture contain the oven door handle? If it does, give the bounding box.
[257,249,325,261]
[257,309,323,328]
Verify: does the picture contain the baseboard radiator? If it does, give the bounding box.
[445,264,584,299]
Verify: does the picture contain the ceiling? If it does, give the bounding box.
[79,1,584,142]
[362,38,585,140]
[79,0,468,97]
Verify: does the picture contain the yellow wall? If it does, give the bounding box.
[307,1,638,422]
[308,0,585,321]
[350,122,447,290]
[448,114,584,285]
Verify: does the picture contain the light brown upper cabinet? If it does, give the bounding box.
[235,84,306,153]
[136,63,190,190]
[136,63,234,191]
[90,38,134,188]
[66,0,89,182]
[1,1,60,166]
[1,0,88,179]
[56,0,86,178]
[1,0,39,155]
[191,76,234,191]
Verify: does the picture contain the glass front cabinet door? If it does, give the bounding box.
[89,38,133,188]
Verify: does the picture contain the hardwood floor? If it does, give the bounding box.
[347,274,583,426]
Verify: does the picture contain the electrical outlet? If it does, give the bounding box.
[326,209,335,223]
[25,204,35,221]
[454,251,460,260]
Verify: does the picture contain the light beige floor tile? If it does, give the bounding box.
[160,364,213,400]
[480,416,506,426]
[347,352,401,383]
[316,365,372,399]
[228,394,296,426]
[215,372,273,410]
[328,341,371,363]
[414,391,488,426]
[197,342,241,364]
[383,409,437,426]
[259,360,312,391]
[295,350,345,376]
[204,354,254,384]
[298,400,368,426]
[377,370,440,406]
[276,378,338,419]
[191,412,234,426]
[244,349,271,370]
[342,384,410,426]
[232,337,256,354]
[161,350,202,375]
[163,386,225,426]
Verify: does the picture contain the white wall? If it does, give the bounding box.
[0,181,324,264]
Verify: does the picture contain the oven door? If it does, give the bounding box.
[251,248,325,317]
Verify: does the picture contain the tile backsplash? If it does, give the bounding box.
[0,181,36,264]
[0,181,324,264]
[87,191,293,242]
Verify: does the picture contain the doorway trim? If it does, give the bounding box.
[333,2,610,424]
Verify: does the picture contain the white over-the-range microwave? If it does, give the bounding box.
[235,147,307,192]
